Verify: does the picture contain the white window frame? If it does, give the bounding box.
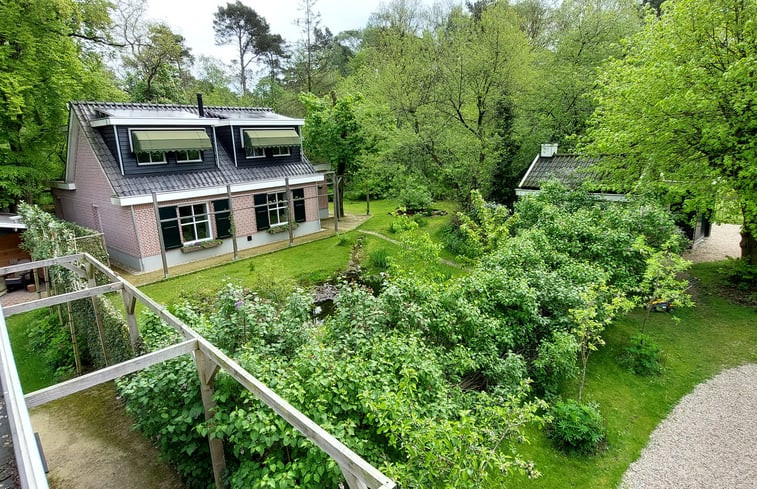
[267,192,289,227]
[135,151,167,166]
[178,203,212,245]
[245,146,265,159]
[271,146,291,157]
[176,149,203,163]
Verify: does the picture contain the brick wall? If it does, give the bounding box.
[55,126,140,258]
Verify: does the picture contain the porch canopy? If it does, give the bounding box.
[132,130,212,152]
[243,129,300,148]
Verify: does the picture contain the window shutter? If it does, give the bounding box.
[292,188,306,223]
[254,194,269,231]
[213,199,232,238]
[158,206,182,249]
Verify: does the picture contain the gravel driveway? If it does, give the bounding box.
[620,364,757,489]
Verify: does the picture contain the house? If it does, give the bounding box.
[53,99,329,273]
[515,144,710,243]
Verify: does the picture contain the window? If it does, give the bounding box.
[292,188,306,223]
[179,204,211,244]
[213,199,232,238]
[245,146,265,159]
[136,151,166,165]
[176,150,203,163]
[271,146,290,157]
[254,192,290,230]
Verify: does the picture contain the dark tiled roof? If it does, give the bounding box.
[70,102,316,198]
[518,154,601,189]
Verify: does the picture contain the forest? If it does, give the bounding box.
[2,0,756,487]
[1,0,755,260]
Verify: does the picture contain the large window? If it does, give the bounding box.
[136,151,166,165]
[176,150,203,163]
[179,204,211,244]
[253,190,307,231]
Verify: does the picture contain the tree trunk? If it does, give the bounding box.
[740,228,756,265]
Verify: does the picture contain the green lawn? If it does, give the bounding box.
[510,261,757,488]
[6,309,57,393]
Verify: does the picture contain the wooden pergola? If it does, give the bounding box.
[0,253,395,489]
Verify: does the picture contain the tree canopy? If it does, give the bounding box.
[584,0,757,263]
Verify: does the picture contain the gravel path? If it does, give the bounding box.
[684,223,742,263]
[620,364,757,489]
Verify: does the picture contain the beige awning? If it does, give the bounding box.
[243,129,301,148]
[132,130,212,152]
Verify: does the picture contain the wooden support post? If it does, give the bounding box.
[366,191,370,216]
[339,463,369,489]
[333,174,339,234]
[194,349,226,489]
[65,302,82,375]
[285,177,294,247]
[33,268,41,300]
[152,192,170,279]
[227,185,238,260]
[90,296,110,366]
[121,289,141,352]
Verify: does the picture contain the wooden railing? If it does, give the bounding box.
[0,253,395,489]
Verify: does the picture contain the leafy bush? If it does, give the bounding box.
[369,248,390,270]
[397,184,433,213]
[548,399,606,455]
[27,312,75,381]
[388,213,419,234]
[622,333,664,375]
[533,331,580,397]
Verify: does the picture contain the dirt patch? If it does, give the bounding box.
[684,223,741,263]
[31,382,183,489]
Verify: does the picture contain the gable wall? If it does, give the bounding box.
[54,127,141,259]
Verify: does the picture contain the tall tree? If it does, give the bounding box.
[213,1,274,95]
[0,0,121,208]
[584,0,757,263]
[123,23,193,102]
[296,0,321,93]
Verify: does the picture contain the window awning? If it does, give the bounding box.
[132,130,212,152]
[243,129,301,148]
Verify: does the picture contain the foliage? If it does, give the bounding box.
[0,0,121,207]
[396,183,432,213]
[533,331,580,398]
[455,189,512,259]
[368,248,390,270]
[26,312,75,381]
[548,399,606,455]
[19,203,132,368]
[584,0,757,263]
[621,333,664,376]
[387,213,418,234]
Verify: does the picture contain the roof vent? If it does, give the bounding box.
[541,143,558,158]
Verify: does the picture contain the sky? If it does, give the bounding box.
[145,0,404,64]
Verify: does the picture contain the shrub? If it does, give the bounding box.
[622,333,664,375]
[27,311,75,381]
[369,248,390,270]
[548,399,606,455]
[388,213,419,234]
[397,184,433,213]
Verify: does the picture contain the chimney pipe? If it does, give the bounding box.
[197,93,204,118]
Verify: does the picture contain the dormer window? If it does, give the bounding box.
[176,150,203,163]
[245,146,265,159]
[130,129,212,165]
[136,151,167,165]
[271,146,291,157]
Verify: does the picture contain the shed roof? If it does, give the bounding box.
[518,154,602,190]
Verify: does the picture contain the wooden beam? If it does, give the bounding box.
[2,282,124,317]
[196,340,395,489]
[25,339,198,409]
[0,254,85,275]
[194,349,226,489]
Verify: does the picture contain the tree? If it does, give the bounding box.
[213,1,277,95]
[0,0,121,208]
[584,0,757,263]
[296,0,321,93]
[123,23,193,103]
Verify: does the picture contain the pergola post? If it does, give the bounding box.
[194,348,226,489]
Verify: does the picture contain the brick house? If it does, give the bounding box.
[53,101,329,273]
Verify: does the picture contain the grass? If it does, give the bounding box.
[6,309,57,393]
[509,261,757,488]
